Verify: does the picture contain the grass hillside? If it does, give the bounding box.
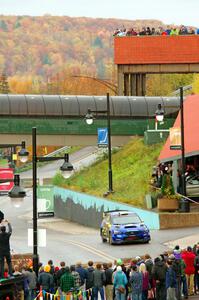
[53,138,163,208]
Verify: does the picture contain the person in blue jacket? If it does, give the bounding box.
[113,266,127,300]
[166,260,177,300]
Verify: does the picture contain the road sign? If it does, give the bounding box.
[37,185,54,211]
[170,127,181,150]
[98,128,108,147]
[28,228,46,247]
[38,212,54,218]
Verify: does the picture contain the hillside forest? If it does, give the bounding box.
[0,15,199,95]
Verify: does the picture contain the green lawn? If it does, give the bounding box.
[53,138,163,208]
[0,159,9,167]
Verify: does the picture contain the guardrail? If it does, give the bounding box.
[44,145,70,157]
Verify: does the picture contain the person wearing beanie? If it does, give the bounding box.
[182,246,195,296]
[38,264,54,292]
[173,245,188,299]
[117,259,123,266]
[171,248,188,299]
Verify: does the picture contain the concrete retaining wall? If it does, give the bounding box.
[54,187,160,230]
[159,212,199,229]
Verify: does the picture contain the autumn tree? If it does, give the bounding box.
[0,73,10,94]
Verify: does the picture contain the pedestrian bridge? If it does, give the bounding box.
[0,94,179,146]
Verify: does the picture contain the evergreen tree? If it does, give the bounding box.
[93,36,103,48]
[0,20,8,31]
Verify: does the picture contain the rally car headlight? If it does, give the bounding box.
[113,230,121,235]
[140,225,148,231]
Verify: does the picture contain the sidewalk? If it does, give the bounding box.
[20,211,98,235]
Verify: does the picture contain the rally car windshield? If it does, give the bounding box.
[112,215,141,225]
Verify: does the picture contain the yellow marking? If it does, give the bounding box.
[67,239,117,261]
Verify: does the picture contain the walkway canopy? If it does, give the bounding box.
[159,95,199,162]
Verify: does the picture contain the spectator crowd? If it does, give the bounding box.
[113,25,199,37]
[1,242,199,300]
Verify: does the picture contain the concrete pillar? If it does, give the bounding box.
[136,74,142,96]
[124,73,130,96]
[135,74,146,96]
[117,66,124,96]
[172,160,179,193]
[130,74,137,96]
[141,74,146,96]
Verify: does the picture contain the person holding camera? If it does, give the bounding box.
[0,219,13,278]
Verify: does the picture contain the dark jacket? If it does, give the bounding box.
[93,269,106,288]
[55,267,66,287]
[38,271,54,292]
[86,266,94,289]
[145,259,154,280]
[0,223,12,254]
[76,266,87,286]
[194,255,199,272]
[104,268,113,285]
[152,258,167,283]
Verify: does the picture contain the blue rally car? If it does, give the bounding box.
[100,210,151,244]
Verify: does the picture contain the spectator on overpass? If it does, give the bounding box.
[170,27,179,35]
[0,220,12,278]
[179,25,188,35]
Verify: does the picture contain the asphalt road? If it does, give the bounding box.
[2,189,199,266]
[1,146,199,266]
[20,146,101,179]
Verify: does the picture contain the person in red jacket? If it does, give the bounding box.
[182,246,196,296]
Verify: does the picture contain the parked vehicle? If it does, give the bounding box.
[100,210,151,244]
[186,175,199,197]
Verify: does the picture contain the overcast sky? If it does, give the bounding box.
[1,0,198,27]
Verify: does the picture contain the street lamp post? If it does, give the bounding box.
[155,103,164,130]
[180,86,186,196]
[155,94,186,195]
[85,93,113,194]
[3,174,26,208]
[32,127,74,274]
[0,141,29,168]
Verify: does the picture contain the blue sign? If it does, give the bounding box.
[98,128,108,147]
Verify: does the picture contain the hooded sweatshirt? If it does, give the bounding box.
[182,250,195,275]
[152,258,167,282]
